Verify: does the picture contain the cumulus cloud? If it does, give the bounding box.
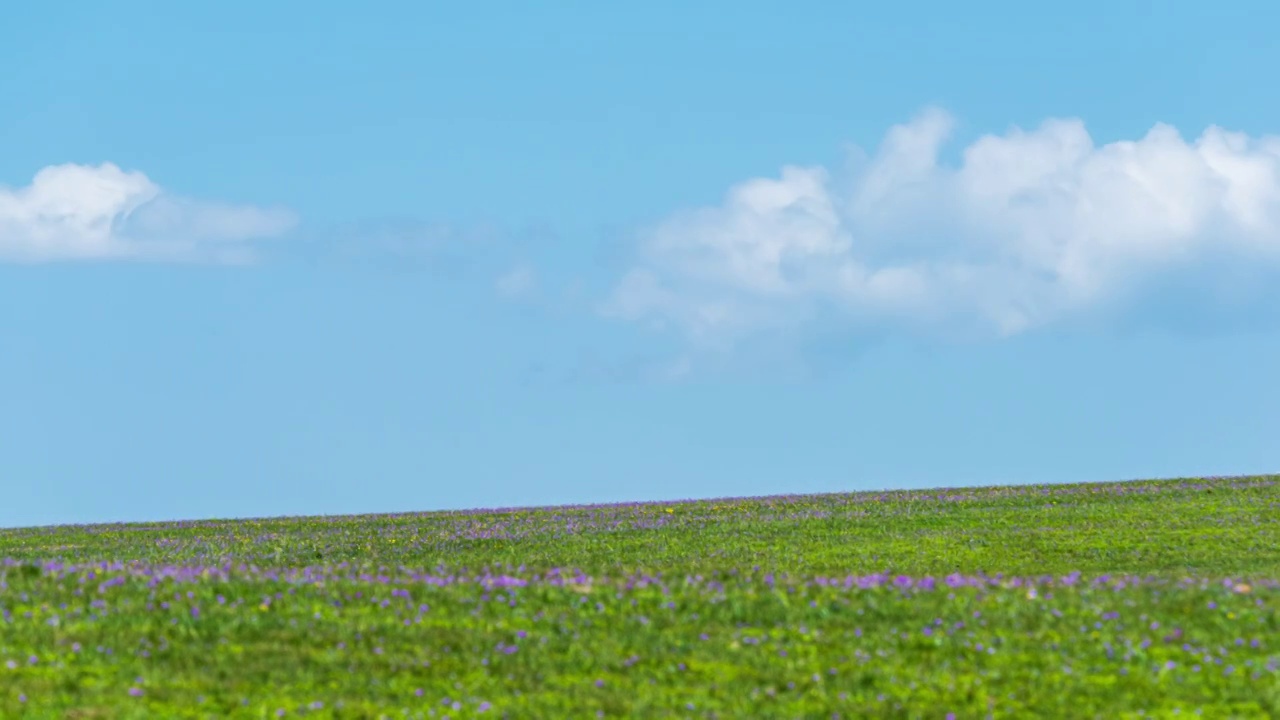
[603,108,1280,345]
[0,163,297,263]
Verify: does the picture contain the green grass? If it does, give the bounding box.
[1,475,1278,718]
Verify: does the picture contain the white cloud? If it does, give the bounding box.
[495,264,538,299]
[0,163,297,263]
[603,108,1280,344]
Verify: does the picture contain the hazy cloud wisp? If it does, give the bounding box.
[495,264,538,299]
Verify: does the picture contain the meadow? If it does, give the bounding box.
[0,475,1277,718]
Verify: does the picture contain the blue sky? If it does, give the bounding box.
[3,1,1279,527]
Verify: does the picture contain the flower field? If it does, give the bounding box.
[1,475,1278,718]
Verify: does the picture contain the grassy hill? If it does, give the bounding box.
[1,475,1277,717]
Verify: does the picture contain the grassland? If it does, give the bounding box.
[0,475,1277,718]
